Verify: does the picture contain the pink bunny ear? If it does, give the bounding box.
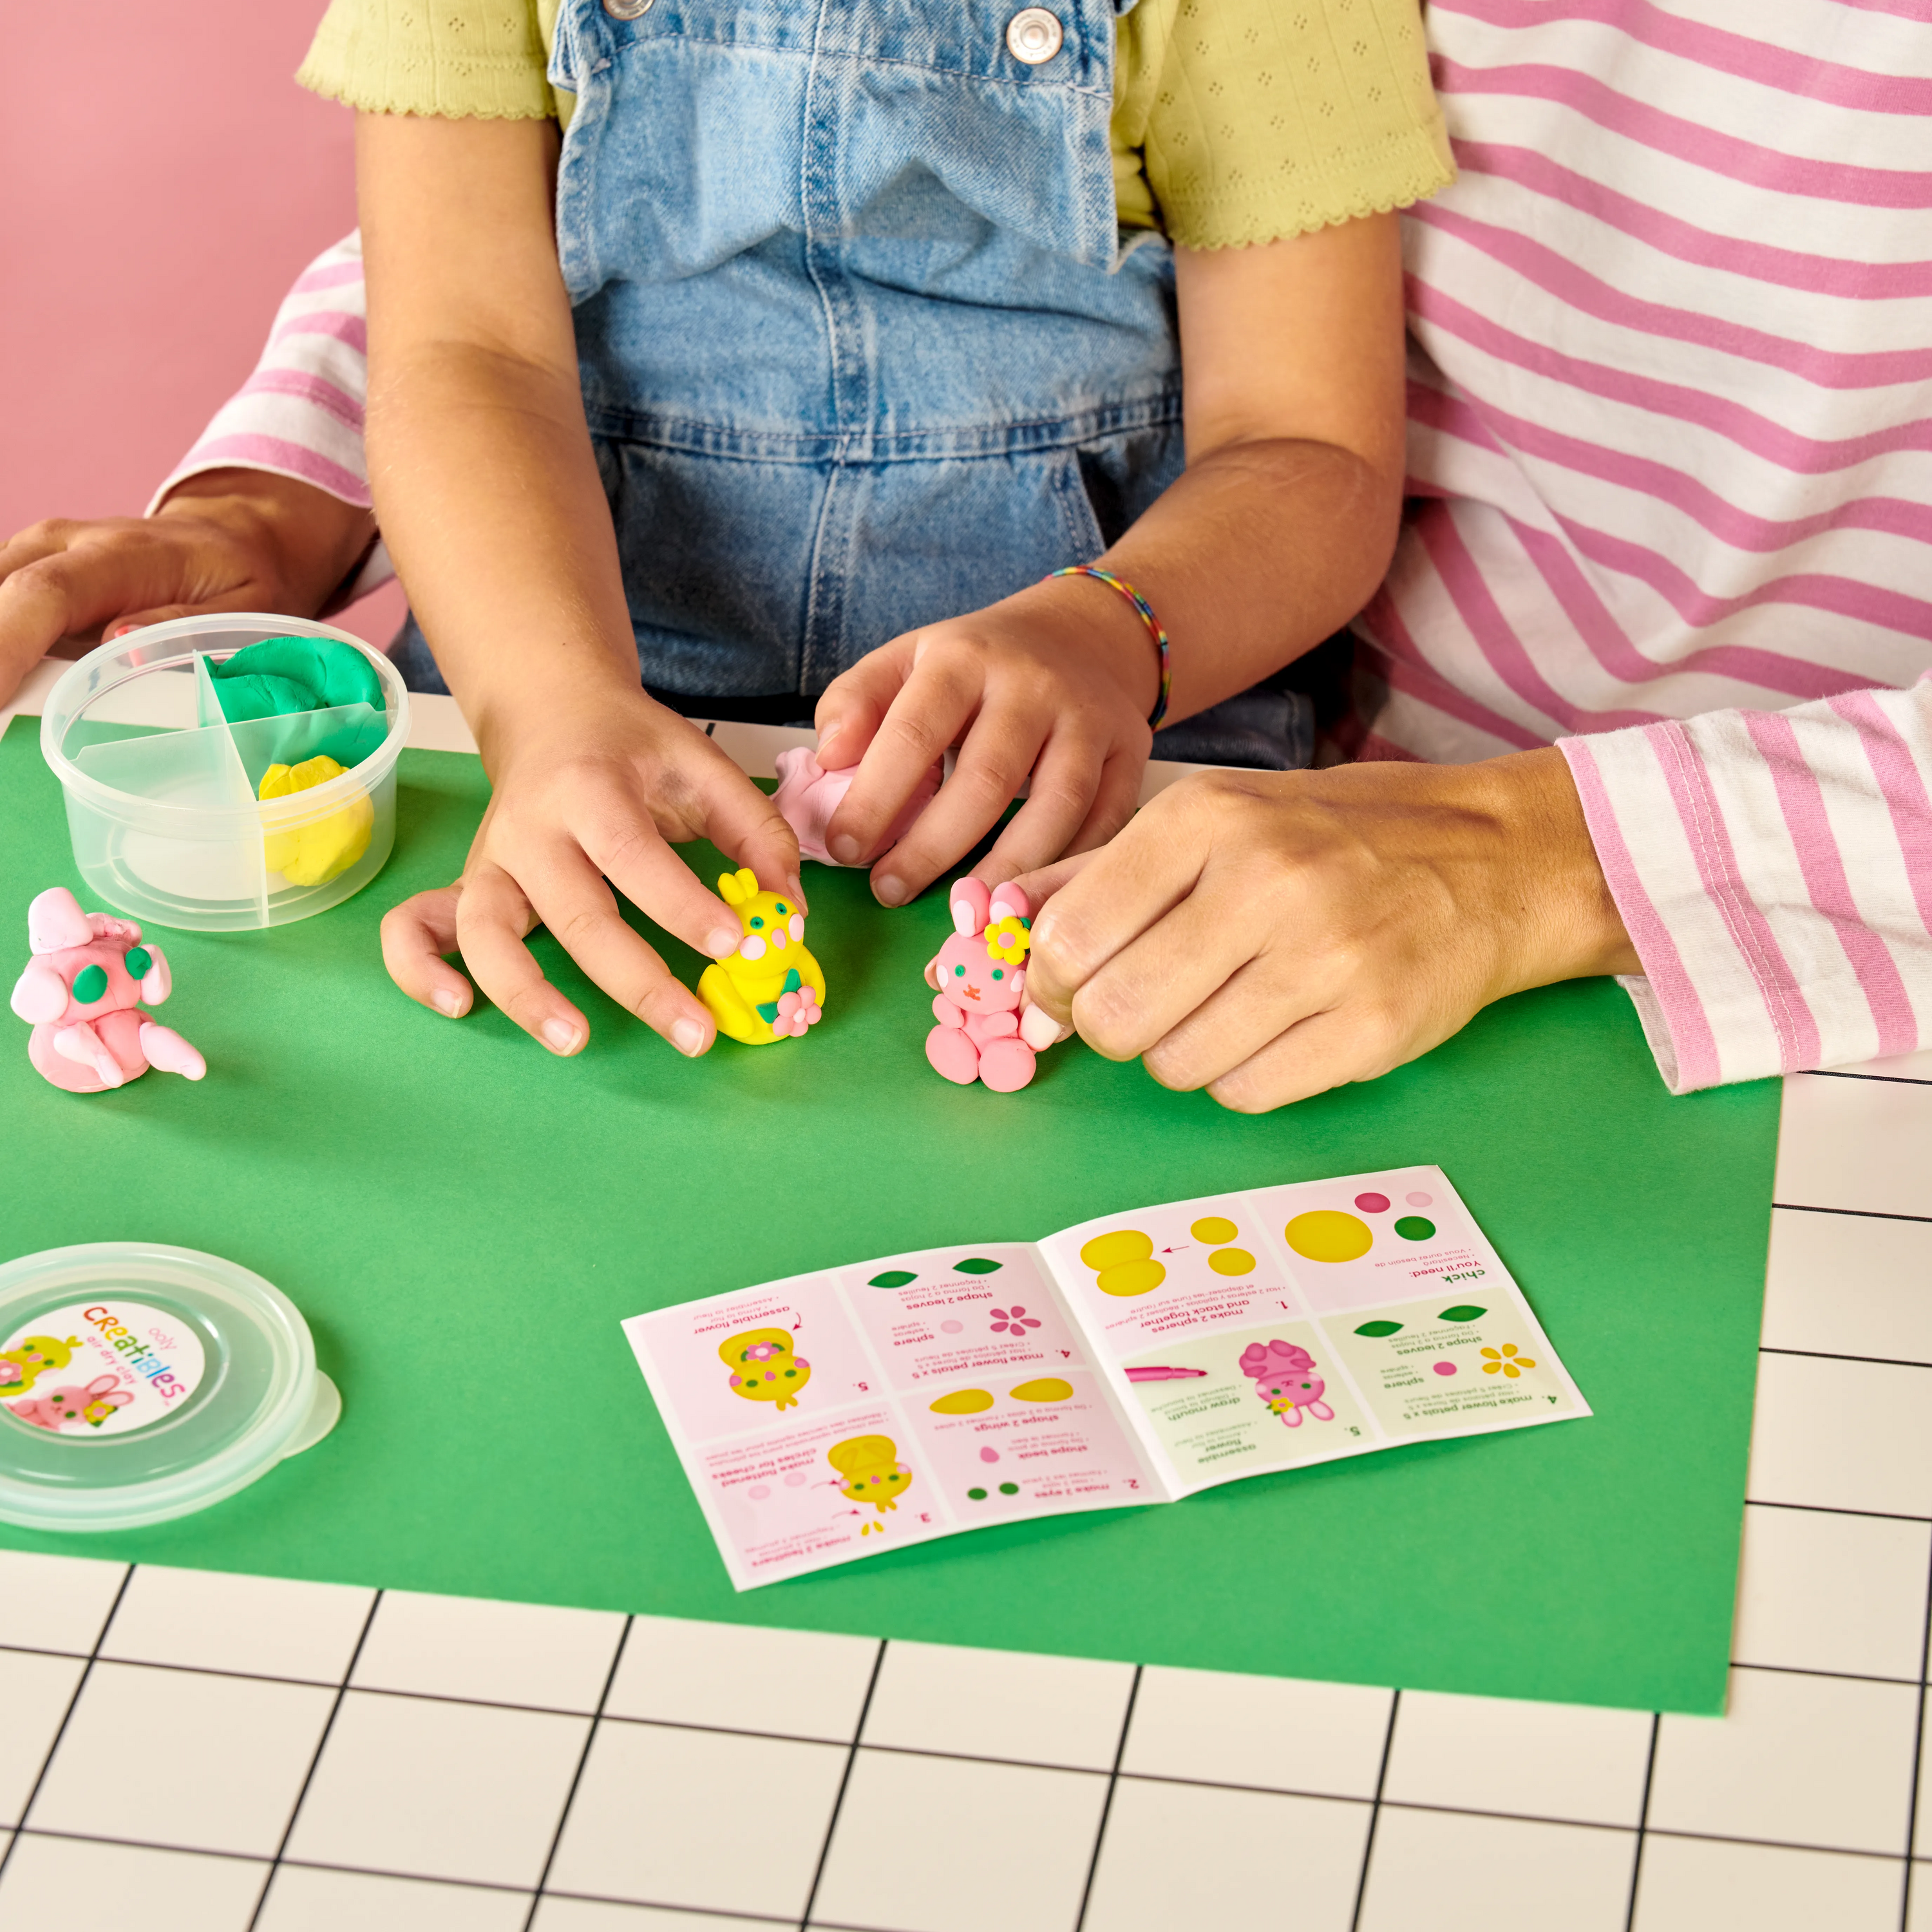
[26,888,92,954]
[1238,1343,1271,1379]
[138,945,172,1005]
[949,878,990,936]
[989,882,1031,924]
[87,1375,120,1396]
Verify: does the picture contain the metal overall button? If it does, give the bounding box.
[603,0,654,18]
[1005,8,1065,63]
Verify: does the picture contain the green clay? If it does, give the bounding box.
[209,638,386,770]
[71,965,108,1004]
[122,947,151,980]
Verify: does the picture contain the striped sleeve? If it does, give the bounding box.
[1558,681,1932,1092]
[149,234,392,600]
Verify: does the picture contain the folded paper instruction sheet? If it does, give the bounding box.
[622,1166,1590,1589]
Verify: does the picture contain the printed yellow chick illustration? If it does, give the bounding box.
[719,1327,812,1410]
[828,1434,913,1535]
[697,869,827,1045]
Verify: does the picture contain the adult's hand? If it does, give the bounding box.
[1016,748,1640,1112]
[0,469,377,708]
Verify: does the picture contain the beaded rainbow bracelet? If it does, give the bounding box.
[1045,564,1172,730]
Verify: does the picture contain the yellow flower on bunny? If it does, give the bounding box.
[697,869,826,1045]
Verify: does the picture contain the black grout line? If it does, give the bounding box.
[0,1565,135,1889]
[1761,1346,1932,1373]
[1622,1714,1660,1932]
[1804,1070,1932,1089]
[1746,1499,1932,1528]
[1773,1202,1932,1227]
[1072,1665,1141,1932]
[524,1616,634,1932]
[1898,1531,1932,1932]
[796,1639,887,1931]
[1729,1661,1925,1689]
[1348,1690,1399,1932]
[244,1587,384,1932]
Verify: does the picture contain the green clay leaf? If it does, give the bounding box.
[869,1270,918,1289]
[954,1258,1003,1274]
[1438,1305,1488,1323]
[1354,1320,1403,1338]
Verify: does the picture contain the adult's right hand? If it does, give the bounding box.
[0,469,377,707]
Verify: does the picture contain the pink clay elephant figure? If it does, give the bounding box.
[923,879,1068,1094]
[10,1373,133,1432]
[1240,1340,1336,1428]
[10,887,205,1094]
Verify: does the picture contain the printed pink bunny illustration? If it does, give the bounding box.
[10,887,205,1094]
[1240,1340,1335,1428]
[10,1373,133,1432]
[923,880,1066,1093]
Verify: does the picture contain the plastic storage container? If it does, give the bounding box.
[41,614,410,931]
[0,1243,341,1532]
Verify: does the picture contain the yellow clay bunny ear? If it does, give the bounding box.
[717,868,759,906]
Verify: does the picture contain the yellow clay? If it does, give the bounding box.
[259,755,374,886]
[697,867,827,1045]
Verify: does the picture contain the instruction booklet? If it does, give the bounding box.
[622,1166,1590,1589]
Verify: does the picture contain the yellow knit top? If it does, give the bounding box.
[299,0,1452,249]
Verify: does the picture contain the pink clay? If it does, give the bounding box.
[772,747,940,866]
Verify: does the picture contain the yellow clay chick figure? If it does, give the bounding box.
[697,869,826,1045]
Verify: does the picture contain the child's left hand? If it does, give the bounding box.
[810,574,1160,905]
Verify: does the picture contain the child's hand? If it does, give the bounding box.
[0,472,378,705]
[1016,751,1640,1113]
[381,683,802,1058]
[810,575,1160,905]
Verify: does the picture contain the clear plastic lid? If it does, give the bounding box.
[0,1244,339,1531]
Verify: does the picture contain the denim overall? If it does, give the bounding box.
[393,0,1312,768]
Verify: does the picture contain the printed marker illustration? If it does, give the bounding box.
[1126,1365,1207,1384]
[0,1334,79,1396]
[1240,1341,1334,1428]
[719,1327,811,1410]
[828,1434,913,1535]
[10,1373,133,1432]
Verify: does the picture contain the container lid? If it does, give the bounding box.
[0,1244,339,1532]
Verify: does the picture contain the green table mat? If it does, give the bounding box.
[0,718,1777,1714]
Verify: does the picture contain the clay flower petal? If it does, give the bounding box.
[985,916,1032,965]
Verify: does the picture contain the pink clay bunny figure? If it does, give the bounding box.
[772,746,940,866]
[1240,1340,1336,1428]
[10,887,206,1094]
[10,1373,133,1432]
[923,879,1067,1094]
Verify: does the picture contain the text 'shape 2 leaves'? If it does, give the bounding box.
[954,1258,1003,1274]
[1354,1320,1403,1338]
[1438,1305,1488,1323]
[869,1271,918,1289]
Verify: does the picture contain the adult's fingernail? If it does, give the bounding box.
[875,874,905,907]
[707,926,741,959]
[433,989,463,1018]
[829,835,860,866]
[672,1018,706,1057]
[542,1018,581,1054]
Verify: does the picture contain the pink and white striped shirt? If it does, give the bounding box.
[159,0,1932,1093]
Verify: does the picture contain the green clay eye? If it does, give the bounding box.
[991,968,1004,980]
[775,902,788,914]
[954,965,965,977]
[750,916,764,929]
[124,947,152,979]
[71,965,108,1003]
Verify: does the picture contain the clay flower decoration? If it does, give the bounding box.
[985,915,1031,966]
[990,1305,1041,1336]
[1479,1343,1536,1378]
[771,985,822,1038]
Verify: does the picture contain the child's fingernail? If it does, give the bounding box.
[433,989,463,1017]
[875,874,905,907]
[672,1018,706,1057]
[707,925,741,959]
[829,835,860,866]
[542,1018,581,1054]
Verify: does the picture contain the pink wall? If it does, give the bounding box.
[0,0,405,648]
